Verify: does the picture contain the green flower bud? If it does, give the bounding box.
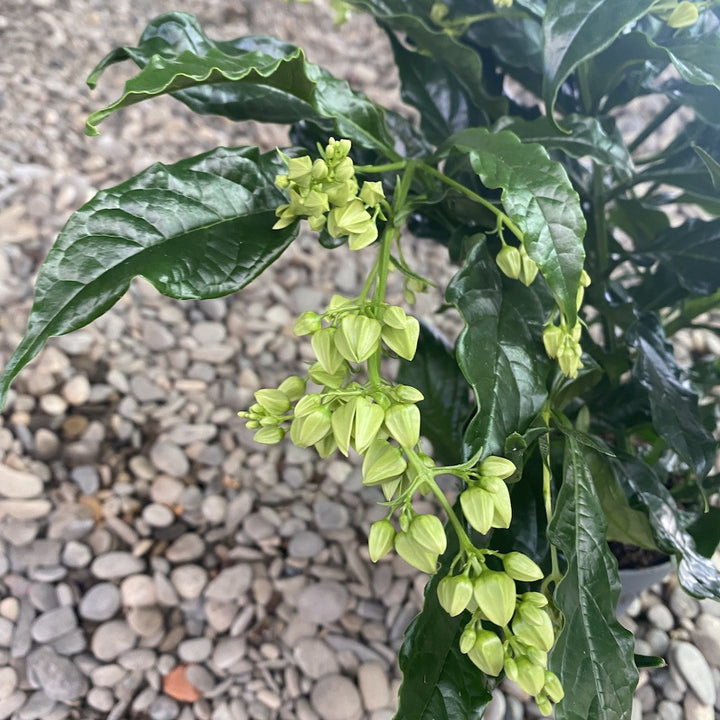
[520,591,548,607]
[325,137,352,161]
[496,245,522,280]
[542,324,563,359]
[294,393,322,418]
[382,305,409,330]
[311,158,329,180]
[290,405,332,447]
[327,199,372,237]
[511,656,545,696]
[526,646,548,668]
[468,629,504,676]
[460,486,494,535]
[362,438,407,486]
[503,552,544,582]
[333,157,355,182]
[275,173,290,189]
[430,2,449,24]
[437,574,473,617]
[394,532,438,574]
[536,693,553,717]
[272,204,297,230]
[479,456,516,480]
[331,397,357,456]
[348,222,379,251]
[315,433,338,458]
[557,338,583,378]
[353,396,385,455]
[384,403,421,449]
[368,519,396,562]
[512,612,555,652]
[254,389,291,416]
[300,189,330,218]
[286,155,314,188]
[311,327,345,375]
[325,178,358,207]
[543,670,564,703]
[381,475,403,501]
[308,214,327,232]
[668,1,698,27]
[459,624,477,654]
[277,375,306,402]
[481,476,512,528]
[253,426,285,444]
[307,362,347,389]
[473,570,516,627]
[359,180,385,206]
[382,315,420,361]
[335,314,382,363]
[518,245,539,286]
[409,514,447,555]
[394,384,424,404]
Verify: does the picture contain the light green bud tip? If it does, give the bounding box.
[543,670,564,703]
[459,624,476,654]
[512,611,555,652]
[481,476,512,528]
[335,314,382,363]
[518,245,539,286]
[460,486,494,535]
[294,311,322,336]
[473,570,516,627]
[409,514,447,555]
[496,245,522,280]
[277,376,306,403]
[384,403,421,449]
[311,327,346,375]
[353,397,385,455]
[254,388,291,416]
[668,1,698,28]
[359,180,385,206]
[509,656,545,696]
[479,455,516,480]
[437,574,473,617]
[253,426,285,445]
[394,532,438,574]
[503,552,544,582]
[468,629,504,676]
[290,405,332,448]
[382,314,420,361]
[361,438,407,486]
[368,519,395,562]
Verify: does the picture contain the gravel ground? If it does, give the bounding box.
[1,2,719,719]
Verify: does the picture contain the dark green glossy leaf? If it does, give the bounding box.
[609,199,670,252]
[396,322,473,465]
[651,32,720,94]
[629,314,716,479]
[448,128,586,325]
[687,507,720,559]
[635,654,666,669]
[0,146,297,411]
[395,519,492,720]
[386,32,485,146]
[694,145,720,189]
[661,79,720,128]
[494,114,633,179]
[548,435,638,720]
[653,218,720,295]
[613,455,720,600]
[86,12,411,158]
[344,0,507,119]
[543,0,657,120]
[447,243,553,459]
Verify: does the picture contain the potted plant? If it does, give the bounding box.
[1,0,719,717]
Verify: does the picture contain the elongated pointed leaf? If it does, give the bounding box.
[613,455,720,600]
[543,0,657,121]
[651,32,720,94]
[548,436,638,720]
[494,114,633,179]
[396,322,473,465]
[395,518,492,720]
[0,147,297,411]
[448,128,586,325]
[629,314,716,479]
[85,12,413,158]
[447,243,553,459]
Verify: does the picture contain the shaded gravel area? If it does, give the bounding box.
[1,2,719,719]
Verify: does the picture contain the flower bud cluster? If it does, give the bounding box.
[543,320,583,379]
[495,242,538,286]
[273,138,386,250]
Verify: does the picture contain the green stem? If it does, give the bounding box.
[628,102,679,154]
[418,162,525,242]
[354,161,408,174]
[540,409,561,592]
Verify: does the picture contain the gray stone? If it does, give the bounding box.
[669,587,699,620]
[646,628,670,656]
[178,637,212,663]
[670,641,716,706]
[310,675,362,720]
[79,582,121,621]
[0,464,43,499]
[141,503,175,528]
[692,614,720,667]
[212,637,246,671]
[0,691,25,719]
[16,690,54,719]
[91,551,145,579]
[293,638,340,680]
[26,646,88,701]
[91,620,137,661]
[52,627,86,655]
[126,606,165,637]
[166,424,217,446]
[205,565,252,600]
[0,667,17,701]
[150,441,189,477]
[357,661,390,712]
[148,696,180,720]
[62,374,91,405]
[88,687,115,712]
[142,320,176,352]
[69,465,99,495]
[483,690,505,720]
[0,499,51,520]
[10,540,61,571]
[62,540,92,568]
[2,518,39,547]
[31,606,77,642]
[184,664,215,693]
[201,496,227,524]
[166,533,205,563]
[288,531,325,559]
[121,574,158,607]
[647,603,675,632]
[297,581,349,625]
[657,700,682,720]
[684,693,714,720]
[314,499,349,531]
[170,565,208,599]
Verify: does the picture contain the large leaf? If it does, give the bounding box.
[548,435,638,720]
[344,0,507,119]
[628,314,717,480]
[386,31,486,146]
[395,520,492,720]
[652,218,720,296]
[447,243,553,459]
[494,114,633,180]
[396,322,474,465]
[85,12,414,158]
[0,147,297,411]
[448,128,586,325]
[543,0,658,120]
[614,455,720,600]
[651,31,720,95]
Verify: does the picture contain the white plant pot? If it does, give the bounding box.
[617,560,674,616]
